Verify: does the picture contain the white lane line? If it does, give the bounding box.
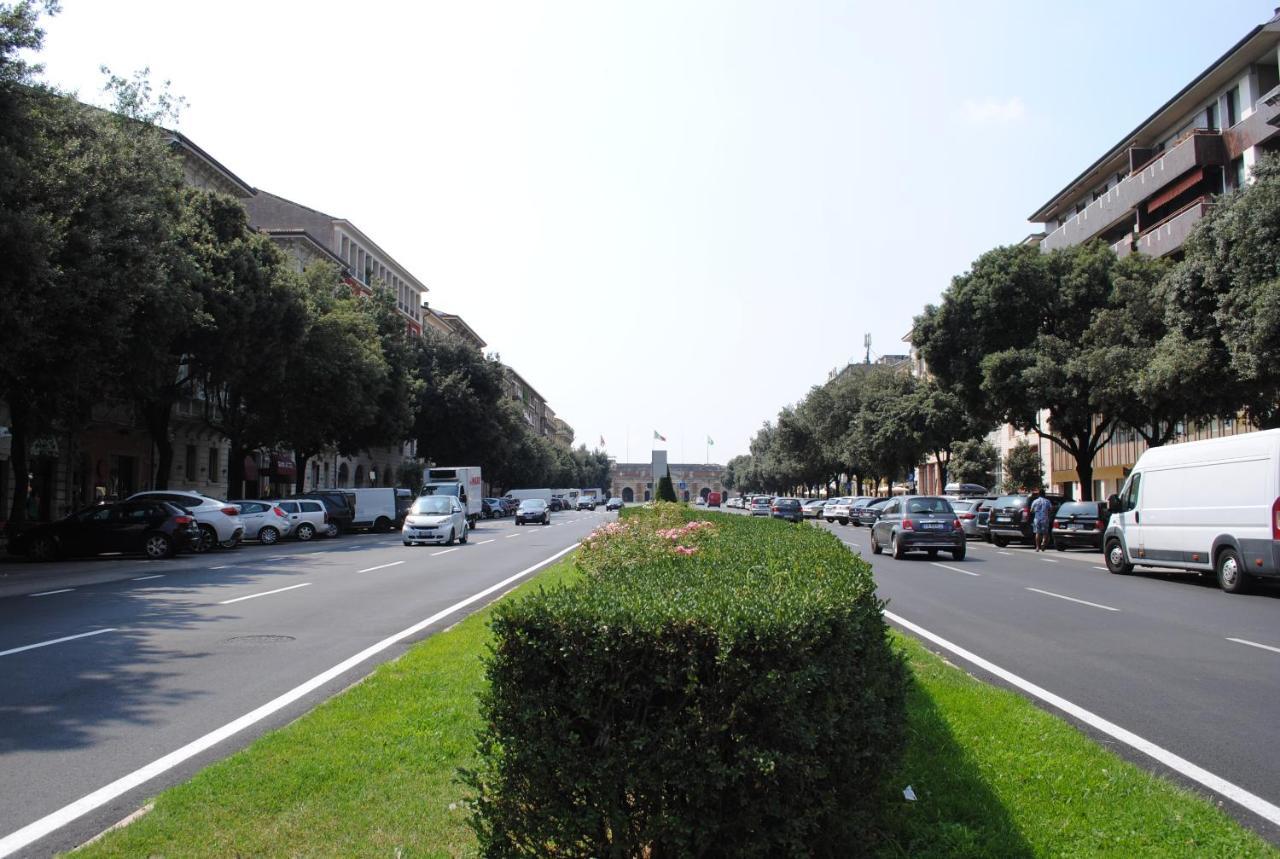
[506,533,521,538]
[1041,558,1059,564]
[131,575,164,581]
[1227,637,1280,656]
[218,582,311,605]
[476,539,495,545]
[0,628,116,658]
[998,551,1013,556]
[930,562,980,577]
[885,609,1280,828]
[267,555,292,561]
[1025,587,1119,612]
[30,589,74,598]
[0,541,581,857]
[432,548,460,556]
[1093,566,1109,572]
[357,561,404,574]
[209,565,231,570]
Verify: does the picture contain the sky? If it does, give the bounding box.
[31,0,1271,463]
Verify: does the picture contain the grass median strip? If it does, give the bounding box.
[71,559,1277,857]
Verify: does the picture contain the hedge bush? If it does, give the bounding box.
[465,504,906,857]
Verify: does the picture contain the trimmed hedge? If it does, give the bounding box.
[465,505,906,856]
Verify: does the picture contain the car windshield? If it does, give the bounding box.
[950,501,974,512]
[867,498,890,508]
[420,485,457,497]
[906,498,953,514]
[1056,502,1099,516]
[996,495,1028,507]
[520,500,547,510]
[411,497,454,515]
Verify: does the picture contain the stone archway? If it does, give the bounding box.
[682,490,690,502]
[338,462,349,487]
[354,464,365,488]
[644,490,652,502]
[622,487,634,503]
[699,487,711,501]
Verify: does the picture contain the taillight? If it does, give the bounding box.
[1095,519,1105,531]
[952,519,963,531]
[901,519,914,530]
[174,515,193,525]
[960,513,975,519]
[323,511,330,523]
[1272,497,1280,540]
[275,506,287,517]
[221,506,239,516]
[771,506,779,512]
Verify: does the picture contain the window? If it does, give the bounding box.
[185,445,197,480]
[1206,101,1219,130]
[1122,473,1141,512]
[1226,86,1240,127]
[208,447,218,480]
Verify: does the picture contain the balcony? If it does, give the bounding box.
[1134,197,1210,257]
[1041,130,1226,252]
[1110,233,1134,259]
[1224,84,1280,158]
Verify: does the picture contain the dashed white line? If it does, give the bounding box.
[1041,558,1059,564]
[1093,566,1109,572]
[30,589,73,598]
[131,575,164,581]
[930,562,980,577]
[0,628,116,658]
[998,551,1013,556]
[218,582,311,605]
[476,539,495,545]
[885,609,1280,828]
[432,548,460,556]
[267,555,292,561]
[506,533,522,538]
[357,561,404,574]
[1226,637,1280,656]
[1024,587,1119,612]
[209,565,231,570]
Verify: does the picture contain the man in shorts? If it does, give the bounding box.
[1030,488,1053,552]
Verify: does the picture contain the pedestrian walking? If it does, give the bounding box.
[1030,488,1052,552]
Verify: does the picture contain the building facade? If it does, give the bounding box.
[609,460,725,504]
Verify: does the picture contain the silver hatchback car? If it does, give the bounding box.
[402,495,468,546]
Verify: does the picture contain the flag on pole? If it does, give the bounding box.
[599,435,606,446]
[707,436,715,446]
[653,430,666,442]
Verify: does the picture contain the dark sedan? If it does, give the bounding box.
[770,497,804,523]
[1051,501,1111,551]
[10,500,200,561]
[515,499,550,525]
[988,494,1066,546]
[870,495,965,560]
[856,497,892,527]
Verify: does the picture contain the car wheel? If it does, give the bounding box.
[892,535,906,560]
[326,522,339,538]
[870,534,882,555]
[460,524,468,544]
[29,535,58,561]
[838,518,848,526]
[144,533,173,560]
[403,540,412,547]
[992,535,1009,548]
[258,526,280,545]
[1054,539,1066,552]
[197,525,218,553]
[446,528,456,546]
[218,534,241,550]
[295,522,315,541]
[1217,547,1252,594]
[1104,539,1133,574]
[952,546,966,561]
[926,549,939,559]
[374,516,392,533]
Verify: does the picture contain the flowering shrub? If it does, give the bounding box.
[468,504,906,857]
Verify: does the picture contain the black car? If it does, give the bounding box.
[516,499,550,525]
[10,500,200,561]
[972,498,998,542]
[1051,501,1111,551]
[848,497,879,525]
[870,495,965,560]
[770,497,804,523]
[857,497,892,527]
[296,490,356,535]
[987,493,1066,546]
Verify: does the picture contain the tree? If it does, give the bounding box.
[723,454,751,492]
[908,379,988,490]
[411,328,510,469]
[337,283,419,457]
[656,467,677,502]
[948,438,999,488]
[840,369,920,495]
[1002,440,1044,493]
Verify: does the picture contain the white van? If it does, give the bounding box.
[351,488,398,532]
[1104,429,1280,593]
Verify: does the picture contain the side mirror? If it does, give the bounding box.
[1107,494,1122,514]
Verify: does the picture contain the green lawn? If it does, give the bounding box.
[72,557,1277,858]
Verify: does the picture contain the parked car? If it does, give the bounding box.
[988,493,1066,547]
[857,497,892,527]
[802,498,828,518]
[274,498,329,541]
[10,500,201,561]
[707,491,722,507]
[1104,429,1280,593]
[749,496,772,517]
[482,498,504,519]
[401,495,468,546]
[296,490,356,536]
[127,491,245,551]
[516,498,550,525]
[1051,501,1110,552]
[824,497,853,524]
[395,489,414,525]
[605,497,624,511]
[229,499,292,545]
[577,495,597,511]
[771,497,804,523]
[351,487,399,533]
[948,499,981,539]
[973,498,997,542]
[848,497,881,525]
[870,495,965,560]
[548,497,564,512]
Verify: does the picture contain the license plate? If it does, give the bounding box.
[1070,523,1084,530]
[921,522,946,530]
[995,515,1008,522]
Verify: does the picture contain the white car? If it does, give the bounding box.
[402,495,468,546]
[273,498,329,541]
[128,491,245,551]
[230,499,292,544]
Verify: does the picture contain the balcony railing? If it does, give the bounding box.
[1042,130,1226,252]
[1134,197,1210,257]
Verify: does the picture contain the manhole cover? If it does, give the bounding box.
[224,635,296,646]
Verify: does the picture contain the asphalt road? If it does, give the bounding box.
[0,508,611,857]
[812,513,1280,845]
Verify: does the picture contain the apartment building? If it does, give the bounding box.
[1029,11,1280,499]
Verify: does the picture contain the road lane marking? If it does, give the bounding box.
[0,628,116,658]
[432,548,460,556]
[476,539,495,545]
[209,565,231,570]
[1093,566,1109,572]
[357,561,404,574]
[0,541,582,857]
[218,583,311,605]
[1227,637,1280,656]
[1040,558,1059,564]
[1025,587,1118,612]
[131,575,164,581]
[30,589,74,597]
[267,555,291,561]
[930,562,980,577]
[998,551,1012,556]
[884,610,1280,829]
[506,533,522,538]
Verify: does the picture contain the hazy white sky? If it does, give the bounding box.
[36,1,1266,462]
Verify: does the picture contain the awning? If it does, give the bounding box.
[272,454,296,479]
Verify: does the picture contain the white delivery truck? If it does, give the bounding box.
[505,488,553,506]
[581,488,604,506]
[551,488,579,511]
[351,488,399,532]
[422,466,484,527]
[1104,428,1280,593]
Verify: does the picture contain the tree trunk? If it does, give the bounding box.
[6,405,29,533]
[141,400,175,490]
[226,437,245,500]
[1077,457,1094,501]
[295,451,312,494]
